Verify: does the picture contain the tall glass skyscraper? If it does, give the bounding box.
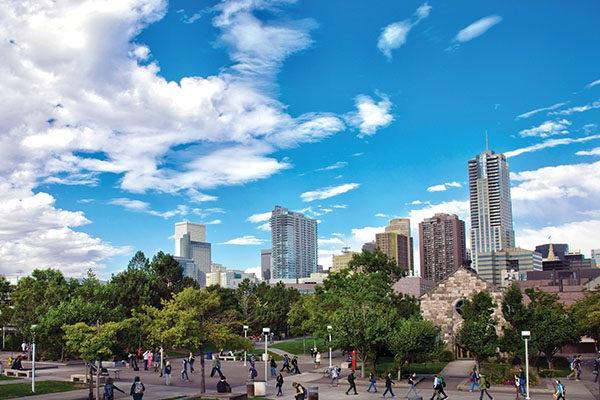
[174,221,211,286]
[468,149,515,270]
[270,206,317,279]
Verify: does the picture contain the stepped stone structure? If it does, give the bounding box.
[420,267,505,356]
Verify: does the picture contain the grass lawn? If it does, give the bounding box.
[0,381,85,399]
[271,337,328,355]
[0,375,19,381]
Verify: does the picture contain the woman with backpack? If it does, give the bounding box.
[129,376,145,400]
[469,367,480,392]
[479,374,493,400]
[554,380,566,400]
[103,377,124,400]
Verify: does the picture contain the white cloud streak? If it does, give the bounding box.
[549,100,600,116]
[426,181,462,192]
[506,135,600,158]
[515,102,568,120]
[576,147,600,156]
[377,2,432,59]
[300,183,360,202]
[247,211,272,223]
[221,235,264,245]
[519,119,571,138]
[585,79,600,89]
[455,15,502,43]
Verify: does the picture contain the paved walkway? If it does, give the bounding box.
[440,359,475,377]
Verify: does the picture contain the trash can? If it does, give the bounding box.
[254,380,266,396]
[246,380,255,397]
[308,386,319,400]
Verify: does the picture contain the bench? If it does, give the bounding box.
[183,393,247,400]
[70,374,107,384]
[105,368,121,380]
[4,369,32,378]
[218,355,237,361]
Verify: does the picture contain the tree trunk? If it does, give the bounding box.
[547,353,554,370]
[96,359,101,400]
[360,353,366,378]
[200,352,206,393]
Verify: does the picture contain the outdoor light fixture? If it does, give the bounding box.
[521,331,531,400]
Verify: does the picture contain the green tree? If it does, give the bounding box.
[526,289,579,369]
[389,316,442,377]
[128,250,150,270]
[142,287,251,393]
[347,249,405,282]
[63,320,131,400]
[499,283,530,357]
[107,263,157,316]
[457,291,498,367]
[570,291,600,343]
[0,276,13,330]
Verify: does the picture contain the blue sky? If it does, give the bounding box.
[1,0,600,277]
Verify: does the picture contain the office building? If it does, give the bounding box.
[375,231,411,272]
[331,248,358,272]
[419,213,467,284]
[206,263,258,289]
[477,248,542,286]
[270,206,318,279]
[468,148,515,270]
[385,218,414,274]
[362,241,376,253]
[261,249,272,281]
[174,221,211,286]
[535,243,569,261]
[523,268,600,305]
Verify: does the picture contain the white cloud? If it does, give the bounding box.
[375,213,389,218]
[516,219,600,257]
[247,211,272,223]
[377,3,432,59]
[426,181,463,192]
[257,222,271,232]
[585,79,600,89]
[316,161,347,171]
[300,183,360,202]
[318,237,345,246]
[244,266,261,277]
[505,135,600,158]
[221,235,264,245]
[549,100,600,116]
[109,198,189,219]
[519,119,571,138]
[455,15,502,43]
[515,102,568,120]
[408,200,470,230]
[347,94,394,137]
[332,204,347,209]
[205,219,222,225]
[187,189,218,202]
[576,147,600,156]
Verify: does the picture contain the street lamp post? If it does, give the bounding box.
[31,324,38,393]
[263,328,270,381]
[243,325,249,367]
[522,331,531,400]
[327,325,332,368]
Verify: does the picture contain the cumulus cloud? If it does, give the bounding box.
[247,211,272,223]
[300,183,360,202]
[516,219,600,258]
[221,235,264,245]
[347,94,394,137]
[426,181,462,192]
[519,119,571,138]
[109,198,189,219]
[454,15,502,43]
[377,2,431,59]
[515,102,568,120]
[505,135,600,158]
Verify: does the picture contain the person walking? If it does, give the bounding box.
[147,351,153,372]
[330,366,340,387]
[164,361,172,386]
[210,355,223,378]
[469,367,480,392]
[293,382,307,400]
[129,376,145,400]
[142,350,150,371]
[291,356,301,374]
[574,355,582,381]
[276,372,284,396]
[407,372,419,398]
[314,352,321,369]
[249,365,258,380]
[382,373,395,398]
[217,376,232,393]
[593,355,600,383]
[270,356,278,377]
[281,354,291,373]
[346,369,358,395]
[103,377,124,400]
[153,350,160,373]
[479,374,493,400]
[430,374,448,400]
[514,372,521,399]
[554,380,566,400]
[518,367,526,396]
[366,371,377,393]
[181,358,190,381]
[188,352,195,373]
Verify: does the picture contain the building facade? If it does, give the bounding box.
[375,232,411,272]
[174,221,211,286]
[261,249,272,281]
[592,249,600,267]
[535,243,569,261]
[468,149,515,270]
[270,206,318,280]
[385,218,414,274]
[419,213,467,284]
[331,248,358,273]
[477,247,542,286]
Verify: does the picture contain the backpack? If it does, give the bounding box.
[133,382,144,394]
[485,380,490,389]
[439,376,446,388]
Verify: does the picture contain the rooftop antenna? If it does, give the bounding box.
[485,129,489,151]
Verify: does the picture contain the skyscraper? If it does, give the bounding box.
[375,232,410,272]
[385,218,414,274]
[270,206,318,279]
[174,221,211,286]
[468,148,515,270]
[419,213,467,283]
[261,249,272,281]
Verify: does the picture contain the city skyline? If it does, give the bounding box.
[1,0,600,278]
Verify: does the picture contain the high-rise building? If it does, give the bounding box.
[174,221,211,286]
[477,248,542,286]
[385,218,414,274]
[331,248,358,272]
[375,232,411,273]
[270,206,318,279]
[419,213,467,284]
[362,241,377,253]
[261,249,272,281]
[468,148,515,270]
[591,249,600,267]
